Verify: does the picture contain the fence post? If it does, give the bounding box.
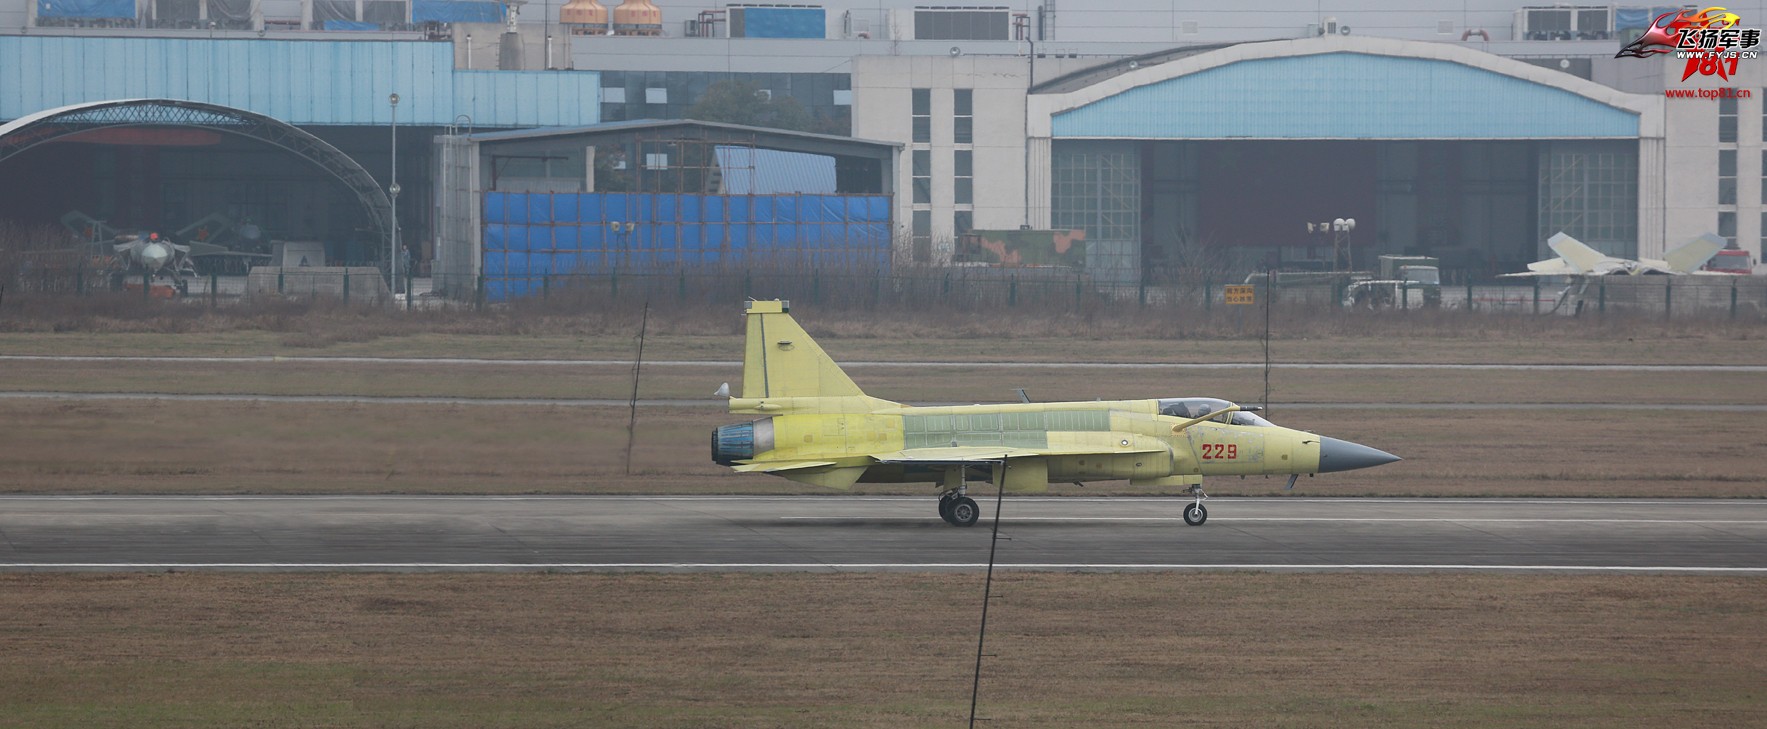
[406,268,414,310]
[812,268,821,304]
[942,272,951,299]
[1731,278,1739,319]
[209,272,218,309]
[1073,275,1082,312]
[278,269,285,295]
[476,273,486,311]
[677,269,687,302]
[743,270,752,299]
[1464,278,1473,311]
[142,270,150,303]
[610,267,619,298]
[1008,275,1018,307]
[343,267,351,302]
[1598,278,1606,314]
[1400,280,1409,311]
[1664,277,1672,319]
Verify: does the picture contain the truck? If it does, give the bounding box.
[1342,255,1442,309]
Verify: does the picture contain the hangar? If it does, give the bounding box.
[854,36,1665,285]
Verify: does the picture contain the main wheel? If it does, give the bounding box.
[949,496,980,527]
[1182,503,1208,526]
[938,495,956,525]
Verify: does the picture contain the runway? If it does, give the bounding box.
[6,391,1767,410]
[2,496,1764,573]
[3,354,1763,372]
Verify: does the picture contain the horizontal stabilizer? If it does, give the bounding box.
[730,461,836,473]
[779,466,868,490]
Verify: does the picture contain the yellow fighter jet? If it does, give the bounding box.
[711,300,1399,527]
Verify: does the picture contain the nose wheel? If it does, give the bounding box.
[938,491,980,527]
[1182,484,1208,526]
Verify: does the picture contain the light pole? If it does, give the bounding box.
[1307,217,1356,270]
[388,92,400,295]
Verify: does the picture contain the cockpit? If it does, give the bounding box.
[1156,397,1274,427]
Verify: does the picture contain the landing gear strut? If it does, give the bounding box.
[1182,484,1208,526]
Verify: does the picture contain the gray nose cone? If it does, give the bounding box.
[1317,437,1401,473]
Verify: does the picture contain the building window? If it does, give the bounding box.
[954,150,973,205]
[1720,149,1737,205]
[1052,144,1141,242]
[953,89,973,145]
[914,8,1009,40]
[954,210,973,238]
[912,150,931,205]
[912,209,932,263]
[1720,95,1737,143]
[911,88,931,144]
[1719,211,1737,246]
[1537,144,1639,255]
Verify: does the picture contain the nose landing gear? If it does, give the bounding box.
[1182,484,1208,526]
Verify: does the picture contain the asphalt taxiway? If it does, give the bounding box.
[1,496,1763,573]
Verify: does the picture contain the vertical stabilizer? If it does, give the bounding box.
[741,300,866,399]
[1663,233,1725,274]
[1545,232,1610,274]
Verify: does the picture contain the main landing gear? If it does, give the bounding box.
[1182,484,1209,526]
[938,488,980,527]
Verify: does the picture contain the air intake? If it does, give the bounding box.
[711,418,775,465]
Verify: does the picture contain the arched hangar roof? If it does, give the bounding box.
[1028,36,1661,140]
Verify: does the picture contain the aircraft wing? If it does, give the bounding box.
[872,445,1165,464]
[1500,258,1579,277]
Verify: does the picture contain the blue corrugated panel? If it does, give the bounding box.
[1052,52,1639,139]
[412,0,503,23]
[553,226,578,251]
[36,0,132,18]
[0,37,597,127]
[579,224,603,250]
[553,194,578,224]
[526,195,552,224]
[484,193,508,224]
[530,227,555,252]
[740,8,824,39]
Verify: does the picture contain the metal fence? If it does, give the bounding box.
[8,263,1767,320]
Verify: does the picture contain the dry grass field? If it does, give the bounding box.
[3,400,1762,497]
[1,304,1764,728]
[1,572,1762,728]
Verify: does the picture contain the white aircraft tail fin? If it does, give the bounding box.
[1662,233,1725,274]
[1545,232,1609,274]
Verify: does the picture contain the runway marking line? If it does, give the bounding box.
[2,563,1764,573]
[777,517,1767,524]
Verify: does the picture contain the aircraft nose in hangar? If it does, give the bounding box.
[1317,437,1401,473]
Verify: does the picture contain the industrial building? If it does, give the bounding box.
[0,0,1754,292]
